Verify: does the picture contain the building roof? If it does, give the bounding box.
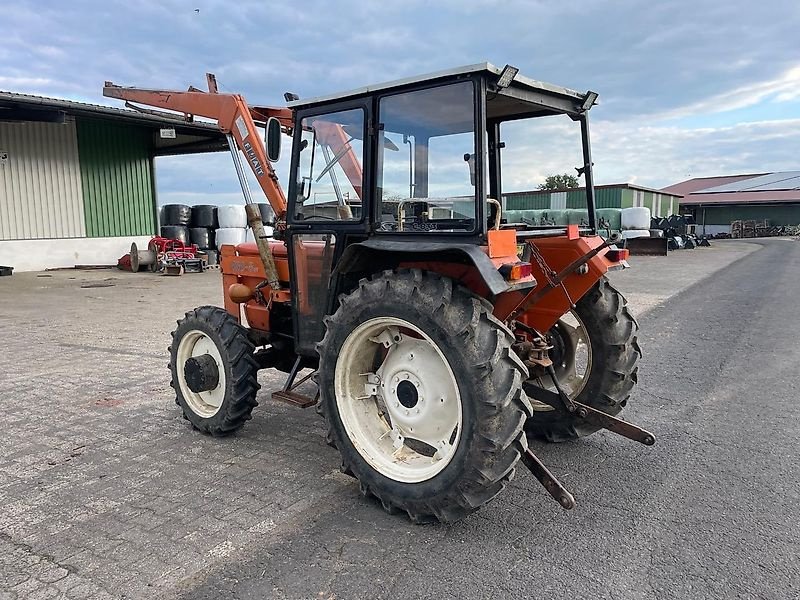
[661,174,767,196]
[288,62,586,109]
[700,171,800,193]
[663,172,800,206]
[0,90,226,156]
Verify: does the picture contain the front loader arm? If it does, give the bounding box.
[103,79,291,220]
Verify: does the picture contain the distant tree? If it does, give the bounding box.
[538,173,579,191]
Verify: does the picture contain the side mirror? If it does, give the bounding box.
[265,117,282,163]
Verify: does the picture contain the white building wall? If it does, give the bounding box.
[0,236,152,272]
[0,119,85,240]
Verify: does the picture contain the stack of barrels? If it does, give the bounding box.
[216,203,275,249]
[160,204,192,245]
[216,205,248,248]
[189,205,219,266]
[160,204,219,266]
[159,203,275,262]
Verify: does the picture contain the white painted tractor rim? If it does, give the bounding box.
[334,317,463,483]
[176,329,227,418]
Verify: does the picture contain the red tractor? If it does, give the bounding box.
[105,63,652,522]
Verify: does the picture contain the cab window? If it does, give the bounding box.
[294,108,364,221]
[376,82,477,232]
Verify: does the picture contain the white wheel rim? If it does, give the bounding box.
[334,317,462,483]
[176,329,227,418]
[549,310,592,398]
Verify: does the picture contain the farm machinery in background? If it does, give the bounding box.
[104,63,654,522]
[124,236,205,275]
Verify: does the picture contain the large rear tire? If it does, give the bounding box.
[169,306,260,436]
[317,270,532,523]
[524,277,641,442]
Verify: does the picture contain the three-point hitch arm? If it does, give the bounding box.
[103,74,292,289]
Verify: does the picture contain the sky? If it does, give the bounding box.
[2,0,799,205]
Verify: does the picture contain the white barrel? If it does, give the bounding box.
[215,227,247,249]
[621,207,651,230]
[621,229,651,240]
[217,205,248,228]
[245,226,274,242]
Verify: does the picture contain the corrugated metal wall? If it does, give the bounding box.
[0,120,85,240]
[595,187,622,209]
[76,120,155,237]
[504,190,551,210]
[506,187,632,210]
[551,191,567,209]
[505,187,680,213]
[699,204,800,225]
[566,189,586,208]
[620,188,634,208]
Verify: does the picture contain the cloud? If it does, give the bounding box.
[2,0,799,196]
[659,64,800,120]
[591,117,800,187]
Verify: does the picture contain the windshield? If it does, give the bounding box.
[376,81,477,233]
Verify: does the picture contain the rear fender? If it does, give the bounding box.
[515,234,625,331]
[333,239,535,300]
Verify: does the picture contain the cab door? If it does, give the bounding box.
[286,101,371,355]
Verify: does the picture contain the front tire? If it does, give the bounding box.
[317,270,532,523]
[524,277,641,442]
[169,306,260,436]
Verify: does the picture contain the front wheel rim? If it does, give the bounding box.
[334,317,463,483]
[176,330,227,418]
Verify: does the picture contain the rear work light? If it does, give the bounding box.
[499,262,533,280]
[606,248,630,262]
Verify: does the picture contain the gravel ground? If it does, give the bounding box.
[2,238,795,600]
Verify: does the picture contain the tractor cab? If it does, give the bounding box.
[276,64,605,353]
[282,63,599,240]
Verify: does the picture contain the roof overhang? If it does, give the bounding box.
[503,183,683,197]
[0,91,227,156]
[679,190,800,206]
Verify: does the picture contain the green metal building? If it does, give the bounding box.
[0,91,225,271]
[503,183,682,217]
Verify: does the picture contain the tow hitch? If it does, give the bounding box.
[519,365,656,509]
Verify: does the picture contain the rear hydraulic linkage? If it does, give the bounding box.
[515,336,655,510]
[533,365,656,447]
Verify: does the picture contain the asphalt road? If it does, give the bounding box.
[176,238,800,600]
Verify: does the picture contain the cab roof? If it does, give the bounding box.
[287,62,591,115]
